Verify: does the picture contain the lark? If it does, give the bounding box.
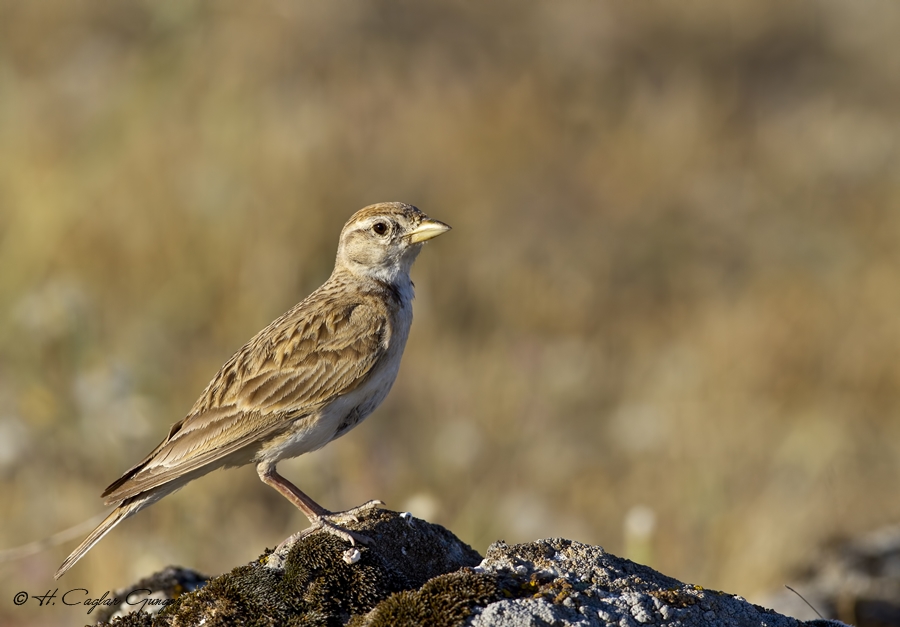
[56,202,450,578]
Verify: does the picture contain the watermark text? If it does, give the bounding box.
[13,588,177,615]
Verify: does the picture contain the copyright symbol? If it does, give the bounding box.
[13,591,28,605]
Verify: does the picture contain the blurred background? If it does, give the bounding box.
[2,1,900,625]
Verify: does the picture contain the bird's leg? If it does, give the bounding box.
[257,464,381,549]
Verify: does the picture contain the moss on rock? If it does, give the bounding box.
[348,570,502,627]
[100,509,483,627]
[97,512,847,627]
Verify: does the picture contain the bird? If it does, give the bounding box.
[55,202,450,578]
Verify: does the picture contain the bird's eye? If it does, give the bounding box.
[372,222,388,235]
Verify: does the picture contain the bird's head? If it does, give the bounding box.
[335,202,451,285]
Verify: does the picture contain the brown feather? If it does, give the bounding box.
[103,287,391,503]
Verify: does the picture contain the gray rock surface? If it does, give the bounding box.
[469,538,844,627]
[97,509,848,627]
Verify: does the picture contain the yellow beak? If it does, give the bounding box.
[408,218,451,244]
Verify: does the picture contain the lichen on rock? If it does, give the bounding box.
[95,509,848,627]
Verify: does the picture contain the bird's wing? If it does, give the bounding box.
[102,296,390,503]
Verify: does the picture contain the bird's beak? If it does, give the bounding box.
[408,219,451,244]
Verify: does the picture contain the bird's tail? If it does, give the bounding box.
[55,497,149,579]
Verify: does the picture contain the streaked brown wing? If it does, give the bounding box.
[102,295,389,504]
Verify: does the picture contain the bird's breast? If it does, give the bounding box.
[255,301,413,464]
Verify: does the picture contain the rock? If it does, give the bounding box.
[467,538,841,627]
[96,509,848,627]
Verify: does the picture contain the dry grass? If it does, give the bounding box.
[2,1,900,625]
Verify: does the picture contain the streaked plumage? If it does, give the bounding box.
[56,202,450,578]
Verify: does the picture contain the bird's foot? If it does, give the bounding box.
[305,499,383,544]
[268,499,384,567]
[304,515,373,546]
[320,499,384,526]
